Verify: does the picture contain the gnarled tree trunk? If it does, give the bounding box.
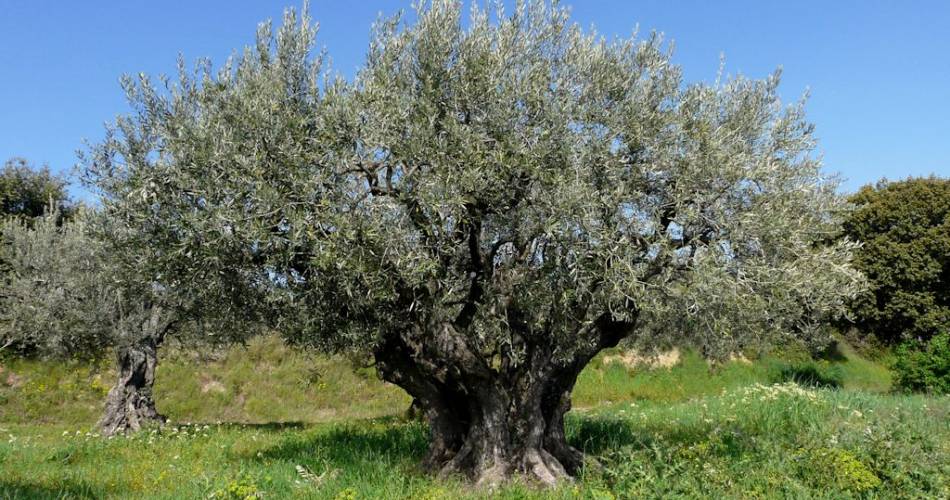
[98,337,164,436]
[374,316,633,487]
[99,305,176,436]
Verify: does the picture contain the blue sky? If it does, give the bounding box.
[2,1,948,199]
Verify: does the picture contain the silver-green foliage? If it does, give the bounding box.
[0,211,114,357]
[0,210,187,359]
[84,1,863,361]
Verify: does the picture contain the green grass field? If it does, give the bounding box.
[1,337,948,499]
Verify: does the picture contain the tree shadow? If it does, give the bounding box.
[0,478,103,499]
[567,415,642,454]
[771,362,843,388]
[567,414,751,460]
[255,417,428,470]
[816,340,848,362]
[205,421,307,432]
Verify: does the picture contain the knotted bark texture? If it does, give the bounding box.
[374,316,633,487]
[98,306,175,436]
[99,339,164,436]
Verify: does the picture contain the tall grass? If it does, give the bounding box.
[1,337,945,498]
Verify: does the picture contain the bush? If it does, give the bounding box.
[842,177,950,345]
[802,447,881,493]
[893,332,950,394]
[772,360,844,388]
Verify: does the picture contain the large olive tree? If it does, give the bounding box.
[84,2,863,485]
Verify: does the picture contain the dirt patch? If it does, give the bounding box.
[5,372,25,388]
[199,374,227,394]
[603,348,681,369]
[312,408,338,421]
[2,366,25,388]
[727,352,752,364]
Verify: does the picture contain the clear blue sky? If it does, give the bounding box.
[2,1,948,199]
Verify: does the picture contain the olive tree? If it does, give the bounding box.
[0,209,252,435]
[84,2,863,485]
[0,210,181,433]
[0,211,113,356]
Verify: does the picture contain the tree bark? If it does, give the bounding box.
[98,337,165,436]
[388,368,583,488]
[374,314,635,487]
[432,379,573,488]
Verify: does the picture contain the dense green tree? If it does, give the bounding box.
[84,2,863,485]
[0,157,70,220]
[843,177,950,344]
[893,331,950,394]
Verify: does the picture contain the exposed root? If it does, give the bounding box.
[524,448,570,487]
[98,342,164,436]
[98,386,166,436]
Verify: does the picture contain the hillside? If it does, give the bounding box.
[1,337,947,498]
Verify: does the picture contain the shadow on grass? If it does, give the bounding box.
[251,413,752,475]
[0,479,102,500]
[212,421,307,432]
[567,414,752,460]
[567,415,641,454]
[771,362,843,388]
[816,340,848,362]
[256,417,429,471]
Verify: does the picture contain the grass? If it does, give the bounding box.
[0,337,410,427]
[1,337,947,499]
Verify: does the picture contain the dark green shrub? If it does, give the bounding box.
[0,157,70,220]
[893,332,950,394]
[773,360,844,388]
[842,177,950,345]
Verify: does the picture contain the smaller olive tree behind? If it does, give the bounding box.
[0,210,113,356]
[0,159,76,354]
[0,210,186,434]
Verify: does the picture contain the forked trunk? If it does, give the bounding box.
[98,338,165,436]
[375,332,609,487]
[375,314,634,487]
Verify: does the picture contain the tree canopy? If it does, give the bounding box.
[0,210,113,356]
[0,157,71,220]
[843,177,950,344]
[83,1,864,485]
[0,203,260,433]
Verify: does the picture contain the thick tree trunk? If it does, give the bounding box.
[375,340,595,487]
[430,380,575,488]
[98,338,165,436]
[540,371,585,475]
[374,315,634,487]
